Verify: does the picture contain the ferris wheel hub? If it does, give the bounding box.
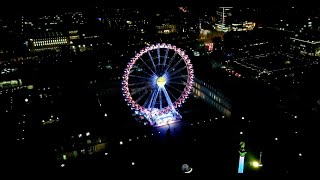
[156,76,166,87]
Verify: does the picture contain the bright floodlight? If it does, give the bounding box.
[156,76,166,87]
[252,161,262,168]
[252,161,259,167]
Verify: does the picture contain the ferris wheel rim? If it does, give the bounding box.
[122,43,194,116]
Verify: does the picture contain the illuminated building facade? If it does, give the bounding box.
[215,7,233,32]
[28,29,101,52]
[156,24,177,34]
[67,30,101,52]
[204,42,214,52]
[193,78,232,117]
[29,35,69,52]
[232,21,256,31]
[14,10,101,53]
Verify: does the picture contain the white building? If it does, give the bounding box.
[215,7,233,32]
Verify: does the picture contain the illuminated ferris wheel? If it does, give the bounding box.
[122,43,194,127]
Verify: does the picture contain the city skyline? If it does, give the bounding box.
[2,6,317,176]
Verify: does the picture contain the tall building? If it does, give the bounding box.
[215,7,233,32]
[193,78,232,117]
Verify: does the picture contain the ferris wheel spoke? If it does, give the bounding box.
[159,88,162,110]
[163,48,169,69]
[169,81,187,86]
[135,89,149,104]
[137,69,153,78]
[166,87,178,102]
[169,74,188,80]
[151,87,160,109]
[134,69,152,78]
[157,47,161,66]
[129,74,151,80]
[148,87,159,109]
[128,81,149,87]
[165,58,183,74]
[166,84,183,94]
[164,52,177,72]
[162,87,174,108]
[139,57,156,75]
[143,90,154,107]
[147,51,157,73]
[131,85,150,96]
[145,89,156,108]
[168,66,187,77]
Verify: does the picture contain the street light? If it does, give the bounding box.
[251,151,263,168]
[251,161,262,168]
